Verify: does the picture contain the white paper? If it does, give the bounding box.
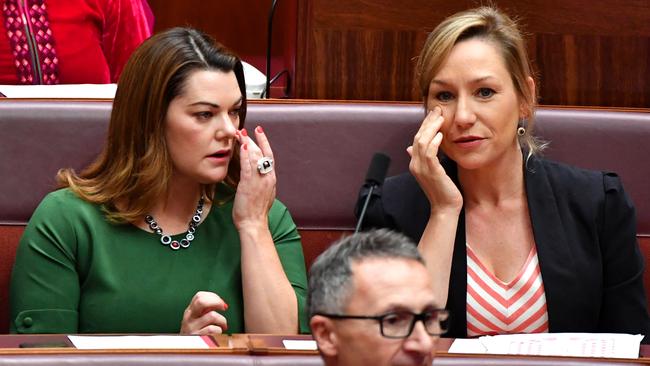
[0,84,116,98]
[449,333,642,359]
[282,339,318,350]
[448,338,487,354]
[68,335,210,349]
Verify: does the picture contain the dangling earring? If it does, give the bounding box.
[517,126,526,136]
[517,118,527,136]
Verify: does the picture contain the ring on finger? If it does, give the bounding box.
[257,157,274,175]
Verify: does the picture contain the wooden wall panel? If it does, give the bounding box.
[303,30,422,101]
[148,0,297,98]
[295,0,650,107]
[532,34,649,107]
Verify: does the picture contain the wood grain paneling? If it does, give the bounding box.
[300,29,422,101]
[295,0,650,107]
[148,0,298,98]
[533,34,649,107]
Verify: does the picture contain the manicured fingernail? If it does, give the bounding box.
[243,144,248,151]
[256,126,264,134]
[241,128,248,137]
[224,303,229,311]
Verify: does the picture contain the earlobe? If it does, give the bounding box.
[310,315,339,357]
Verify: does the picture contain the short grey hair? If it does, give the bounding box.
[307,229,424,317]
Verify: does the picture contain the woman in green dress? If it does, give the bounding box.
[10,27,308,335]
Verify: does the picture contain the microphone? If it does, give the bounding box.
[355,152,391,233]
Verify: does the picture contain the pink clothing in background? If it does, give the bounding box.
[0,0,152,84]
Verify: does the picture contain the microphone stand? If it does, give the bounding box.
[355,184,377,233]
[355,153,390,233]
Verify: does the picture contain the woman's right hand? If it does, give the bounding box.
[180,291,228,335]
[407,106,463,214]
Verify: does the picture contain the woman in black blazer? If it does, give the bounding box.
[358,6,650,341]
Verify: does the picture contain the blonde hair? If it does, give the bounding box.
[57,28,247,223]
[416,6,544,156]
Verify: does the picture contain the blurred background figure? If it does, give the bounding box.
[0,0,153,85]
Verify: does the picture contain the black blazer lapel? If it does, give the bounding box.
[439,158,469,338]
[447,209,468,338]
[525,157,577,332]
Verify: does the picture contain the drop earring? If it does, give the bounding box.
[517,118,527,136]
[517,126,526,136]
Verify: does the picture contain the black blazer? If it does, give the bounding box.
[358,156,650,341]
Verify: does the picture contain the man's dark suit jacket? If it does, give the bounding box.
[359,156,650,341]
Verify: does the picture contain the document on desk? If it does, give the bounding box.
[282,339,318,350]
[448,333,643,359]
[68,335,211,349]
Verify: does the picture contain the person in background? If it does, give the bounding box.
[309,229,448,366]
[10,27,308,335]
[357,6,650,341]
[0,0,153,85]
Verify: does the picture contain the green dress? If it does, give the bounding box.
[10,187,309,334]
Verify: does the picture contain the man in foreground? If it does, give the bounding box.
[308,229,448,366]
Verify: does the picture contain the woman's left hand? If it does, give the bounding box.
[232,126,276,231]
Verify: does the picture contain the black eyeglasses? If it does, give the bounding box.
[317,309,450,339]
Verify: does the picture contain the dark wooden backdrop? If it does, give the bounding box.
[295,0,650,107]
[148,0,650,108]
[148,0,298,98]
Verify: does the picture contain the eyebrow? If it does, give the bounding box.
[382,303,442,313]
[189,97,243,109]
[431,75,497,86]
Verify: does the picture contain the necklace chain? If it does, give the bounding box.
[144,197,205,250]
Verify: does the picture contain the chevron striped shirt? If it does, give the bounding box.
[466,243,549,337]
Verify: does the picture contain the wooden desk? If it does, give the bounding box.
[433,338,650,365]
[247,335,650,365]
[0,333,249,354]
[0,334,256,366]
[0,334,648,366]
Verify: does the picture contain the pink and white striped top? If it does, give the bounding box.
[466,244,549,337]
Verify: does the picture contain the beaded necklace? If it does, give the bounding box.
[144,197,205,250]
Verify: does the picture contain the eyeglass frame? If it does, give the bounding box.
[316,309,450,339]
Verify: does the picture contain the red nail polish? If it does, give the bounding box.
[243,143,248,151]
[256,126,264,134]
[224,303,229,311]
[241,128,248,137]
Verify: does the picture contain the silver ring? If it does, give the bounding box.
[257,157,274,175]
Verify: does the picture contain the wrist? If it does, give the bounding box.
[430,205,462,218]
[236,219,269,235]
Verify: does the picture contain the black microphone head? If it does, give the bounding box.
[365,152,391,186]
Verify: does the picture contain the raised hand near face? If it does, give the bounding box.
[232,126,277,231]
[407,106,463,214]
